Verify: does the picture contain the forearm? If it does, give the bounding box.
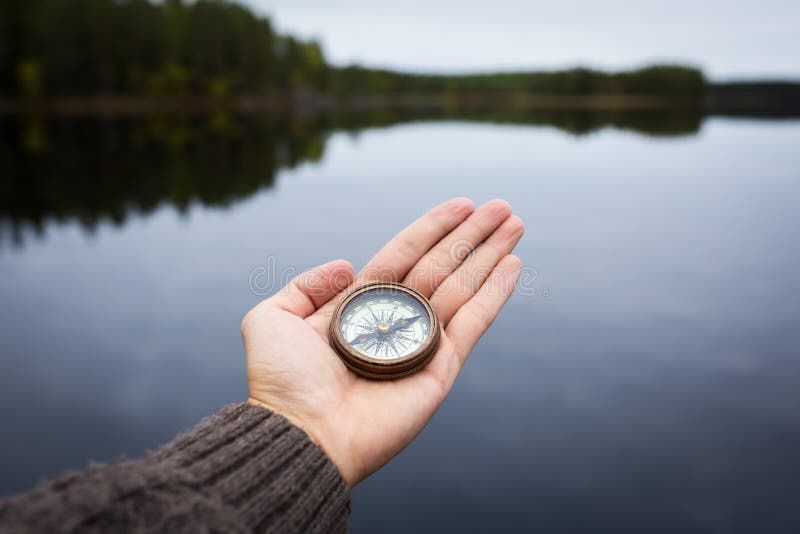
[0,403,350,533]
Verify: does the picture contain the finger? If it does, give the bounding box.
[359,197,474,283]
[431,215,524,326]
[307,198,474,331]
[446,254,522,369]
[402,199,512,298]
[263,259,355,318]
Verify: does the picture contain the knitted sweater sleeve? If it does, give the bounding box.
[0,403,351,533]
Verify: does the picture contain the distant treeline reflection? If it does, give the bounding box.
[0,109,703,245]
[1,114,322,245]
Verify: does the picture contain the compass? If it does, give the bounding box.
[329,282,440,379]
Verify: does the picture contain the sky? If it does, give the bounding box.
[245,0,800,80]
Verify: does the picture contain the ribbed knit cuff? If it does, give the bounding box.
[155,403,350,533]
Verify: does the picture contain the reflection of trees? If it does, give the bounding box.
[0,113,327,245]
[0,107,704,246]
[325,108,704,137]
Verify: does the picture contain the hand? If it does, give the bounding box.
[241,198,524,486]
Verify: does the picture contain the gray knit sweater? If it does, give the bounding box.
[0,403,350,533]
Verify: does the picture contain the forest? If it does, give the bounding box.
[1,0,707,99]
[1,0,327,97]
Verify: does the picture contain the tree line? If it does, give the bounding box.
[329,65,705,96]
[1,0,706,99]
[1,0,326,97]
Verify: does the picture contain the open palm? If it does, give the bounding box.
[241,198,524,486]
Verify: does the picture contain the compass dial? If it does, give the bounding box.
[340,288,430,360]
[329,282,440,379]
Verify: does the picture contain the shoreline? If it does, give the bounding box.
[1,91,797,117]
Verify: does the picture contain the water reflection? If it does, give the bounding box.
[0,113,322,244]
[1,110,800,533]
[0,108,708,246]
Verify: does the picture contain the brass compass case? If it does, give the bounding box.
[329,282,441,379]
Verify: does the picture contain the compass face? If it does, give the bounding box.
[339,286,432,360]
[330,282,440,379]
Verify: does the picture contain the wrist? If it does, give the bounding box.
[247,398,359,486]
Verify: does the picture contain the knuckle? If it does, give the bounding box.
[240,310,254,335]
[240,304,267,336]
[466,301,492,331]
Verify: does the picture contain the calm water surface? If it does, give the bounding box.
[1,114,799,533]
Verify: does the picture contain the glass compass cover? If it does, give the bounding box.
[338,286,432,360]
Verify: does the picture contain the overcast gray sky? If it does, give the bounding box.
[245,0,799,80]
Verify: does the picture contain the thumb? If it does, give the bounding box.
[266,259,355,318]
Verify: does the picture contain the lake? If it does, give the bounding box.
[1,110,799,533]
